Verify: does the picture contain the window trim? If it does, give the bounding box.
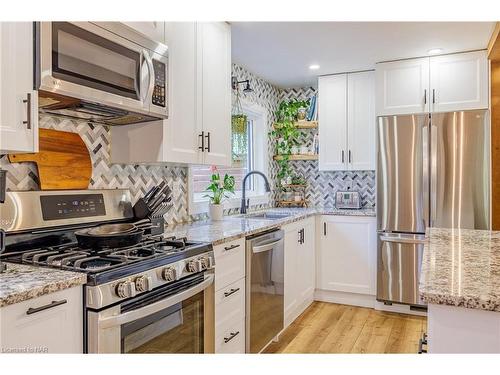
[188,99,269,215]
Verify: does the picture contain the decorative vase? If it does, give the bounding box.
[297,107,307,121]
[209,203,224,221]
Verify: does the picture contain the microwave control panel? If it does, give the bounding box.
[152,59,166,107]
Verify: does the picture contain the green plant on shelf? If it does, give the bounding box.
[269,98,311,182]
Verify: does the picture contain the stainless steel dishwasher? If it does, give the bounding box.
[245,229,284,353]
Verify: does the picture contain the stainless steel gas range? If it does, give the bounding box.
[0,189,215,353]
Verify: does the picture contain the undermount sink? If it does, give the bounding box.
[242,212,292,220]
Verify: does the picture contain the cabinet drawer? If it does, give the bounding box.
[214,238,245,291]
[0,286,83,353]
[215,316,245,354]
[215,277,245,325]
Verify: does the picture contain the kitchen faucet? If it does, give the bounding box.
[240,171,271,214]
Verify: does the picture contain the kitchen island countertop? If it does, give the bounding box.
[419,227,500,312]
[165,206,375,245]
[0,263,87,308]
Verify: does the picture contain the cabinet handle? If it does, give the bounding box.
[341,150,345,163]
[223,288,240,298]
[432,89,435,104]
[224,331,240,344]
[424,89,427,105]
[26,299,67,315]
[223,244,240,252]
[348,150,352,163]
[205,132,211,152]
[198,131,205,151]
[22,93,31,130]
[323,222,327,236]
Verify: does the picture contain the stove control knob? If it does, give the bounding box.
[186,260,201,273]
[200,256,213,270]
[162,267,177,282]
[115,281,136,298]
[135,275,153,292]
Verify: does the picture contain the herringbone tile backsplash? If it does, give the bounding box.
[0,64,375,226]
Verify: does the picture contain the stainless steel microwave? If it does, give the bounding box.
[36,22,168,126]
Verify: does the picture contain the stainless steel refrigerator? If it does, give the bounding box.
[376,110,490,307]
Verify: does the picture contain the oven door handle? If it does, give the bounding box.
[98,274,214,329]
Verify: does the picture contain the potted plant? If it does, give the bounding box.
[204,166,235,221]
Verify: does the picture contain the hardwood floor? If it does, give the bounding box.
[264,302,427,354]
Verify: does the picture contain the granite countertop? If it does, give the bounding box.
[165,206,375,245]
[419,227,500,312]
[0,263,87,308]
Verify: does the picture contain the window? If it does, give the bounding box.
[189,101,269,214]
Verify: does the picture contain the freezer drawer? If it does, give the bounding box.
[377,233,425,306]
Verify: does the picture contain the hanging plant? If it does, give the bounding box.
[231,86,248,133]
[231,85,248,165]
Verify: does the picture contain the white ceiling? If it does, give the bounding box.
[231,22,495,88]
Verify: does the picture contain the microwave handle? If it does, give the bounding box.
[98,274,214,329]
[142,50,155,103]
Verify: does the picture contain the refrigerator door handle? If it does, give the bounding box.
[430,118,438,227]
[422,118,430,229]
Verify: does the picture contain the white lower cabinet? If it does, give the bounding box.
[213,238,246,353]
[214,278,246,353]
[284,217,315,328]
[316,215,376,304]
[0,286,83,353]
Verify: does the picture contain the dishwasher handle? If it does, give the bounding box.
[252,238,283,253]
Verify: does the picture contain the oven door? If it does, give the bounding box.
[39,22,158,116]
[87,273,214,354]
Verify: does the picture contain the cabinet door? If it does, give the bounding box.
[296,218,315,306]
[283,226,299,328]
[318,74,348,171]
[430,50,489,112]
[317,216,376,295]
[123,22,165,43]
[347,71,376,170]
[199,22,232,167]
[163,22,202,164]
[0,22,38,154]
[375,57,429,115]
[0,286,83,353]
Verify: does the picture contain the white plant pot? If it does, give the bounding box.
[209,204,224,221]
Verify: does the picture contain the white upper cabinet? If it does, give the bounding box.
[376,51,489,115]
[318,74,348,171]
[429,50,489,112]
[0,22,38,154]
[198,22,232,167]
[122,22,165,43]
[111,22,231,166]
[347,71,376,170]
[162,22,201,164]
[318,71,375,171]
[375,57,430,116]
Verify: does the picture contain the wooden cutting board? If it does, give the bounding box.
[8,128,92,190]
